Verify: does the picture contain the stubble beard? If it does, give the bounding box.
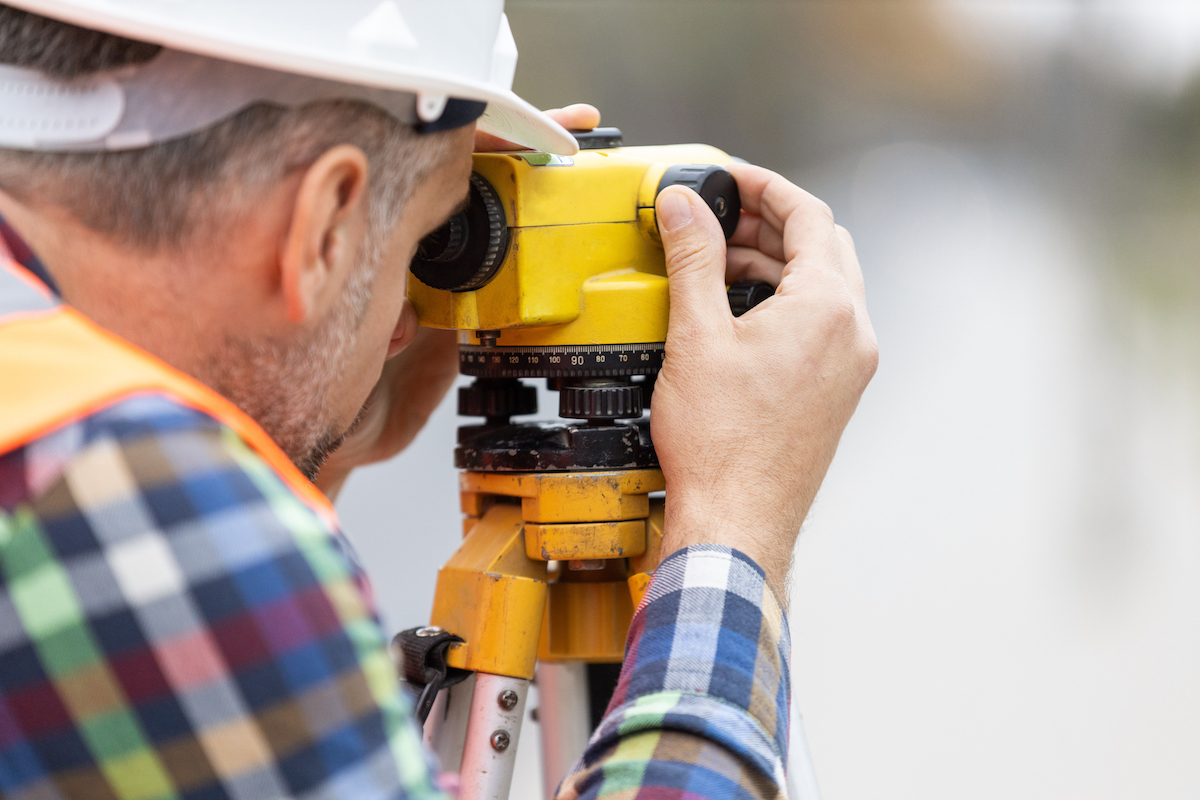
[202,246,380,482]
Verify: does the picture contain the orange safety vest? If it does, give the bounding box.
[0,253,336,525]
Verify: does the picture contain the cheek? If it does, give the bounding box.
[341,270,409,394]
[368,250,425,364]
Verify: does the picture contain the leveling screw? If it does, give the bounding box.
[490,729,511,752]
[498,690,519,711]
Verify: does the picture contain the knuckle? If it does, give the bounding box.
[754,165,786,193]
[858,332,880,382]
[810,198,835,227]
[821,288,858,332]
[665,237,712,276]
[669,311,712,344]
[834,224,855,247]
[787,189,834,228]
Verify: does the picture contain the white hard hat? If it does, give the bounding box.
[0,0,579,155]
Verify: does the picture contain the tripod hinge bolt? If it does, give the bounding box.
[490,729,512,752]
[498,690,519,711]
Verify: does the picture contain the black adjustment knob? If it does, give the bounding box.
[559,382,643,420]
[727,280,774,317]
[657,164,741,240]
[571,127,624,150]
[411,172,509,292]
[458,379,537,420]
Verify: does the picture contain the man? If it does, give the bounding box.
[0,2,877,799]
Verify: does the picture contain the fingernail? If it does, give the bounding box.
[657,191,693,232]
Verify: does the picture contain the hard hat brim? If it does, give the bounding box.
[5,0,581,155]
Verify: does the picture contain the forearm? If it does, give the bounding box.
[557,546,791,799]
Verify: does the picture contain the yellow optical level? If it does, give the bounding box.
[408,138,738,349]
[401,131,777,800]
[408,130,754,678]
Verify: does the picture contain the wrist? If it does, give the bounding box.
[662,491,795,595]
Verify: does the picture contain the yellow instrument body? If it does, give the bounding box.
[408,144,734,346]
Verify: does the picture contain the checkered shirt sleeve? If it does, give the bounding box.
[558,545,792,800]
[0,395,446,800]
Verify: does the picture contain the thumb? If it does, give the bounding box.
[657,187,729,327]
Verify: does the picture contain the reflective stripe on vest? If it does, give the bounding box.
[0,257,336,524]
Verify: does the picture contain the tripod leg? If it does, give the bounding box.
[458,672,530,800]
[536,662,592,795]
[787,702,822,800]
[424,674,476,774]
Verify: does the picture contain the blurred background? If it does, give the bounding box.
[338,1,1200,797]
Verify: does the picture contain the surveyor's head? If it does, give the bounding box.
[0,5,476,477]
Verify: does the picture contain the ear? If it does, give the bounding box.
[279,145,370,324]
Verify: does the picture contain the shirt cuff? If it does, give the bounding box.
[584,544,792,783]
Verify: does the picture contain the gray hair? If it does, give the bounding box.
[0,4,457,253]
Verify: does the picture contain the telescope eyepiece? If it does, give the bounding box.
[416,213,468,264]
[411,172,510,293]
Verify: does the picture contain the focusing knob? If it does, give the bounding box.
[559,382,643,420]
[727,280,774,317]
[458,378,538,420]
[657,164,741,240]
[412,172,510,292]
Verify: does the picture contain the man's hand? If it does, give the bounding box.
[314,104,602,499]
[651,164,878,594]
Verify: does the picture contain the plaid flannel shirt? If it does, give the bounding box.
[0,218,791,799]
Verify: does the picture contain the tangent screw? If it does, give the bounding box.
[498,690,519,711]
[490,729,511,752]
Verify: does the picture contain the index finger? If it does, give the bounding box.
[727,162,842,288]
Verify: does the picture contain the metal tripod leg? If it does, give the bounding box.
[786,671,822,800]
[458,673,530,800]
[424,673,531,800]
[425,675,475,774]
[535,662,592,796]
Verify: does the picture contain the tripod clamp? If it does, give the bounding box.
[395,626,472,725]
